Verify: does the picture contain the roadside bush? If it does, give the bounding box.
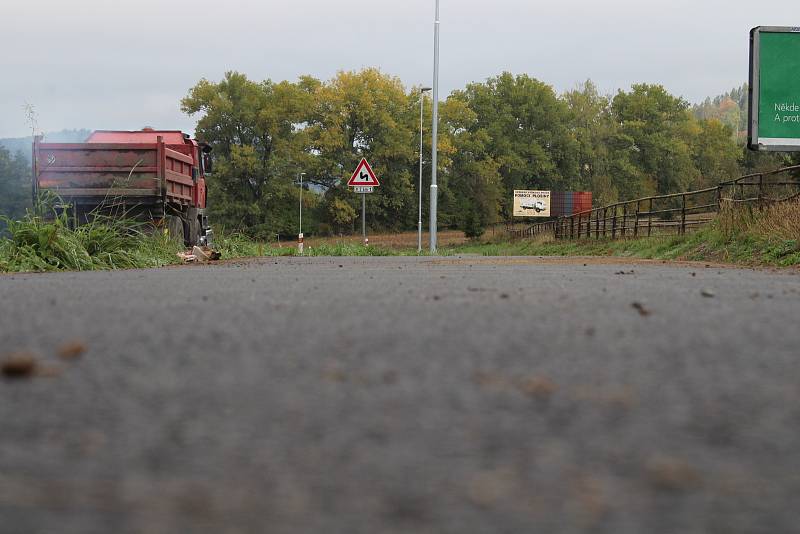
[462,208,486,239]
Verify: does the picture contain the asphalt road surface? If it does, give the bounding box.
[2,256,800,534]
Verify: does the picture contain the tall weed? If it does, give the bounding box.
[0,197,178,272]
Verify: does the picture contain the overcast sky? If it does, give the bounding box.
[0,0,794,138]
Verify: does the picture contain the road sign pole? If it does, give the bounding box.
[362,193,366,245]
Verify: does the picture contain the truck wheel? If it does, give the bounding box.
[187,217,201,247]
[167,216,185,246]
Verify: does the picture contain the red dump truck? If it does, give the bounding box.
[33,129,213,246]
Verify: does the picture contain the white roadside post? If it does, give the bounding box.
[298,172,306,255]
[430,0,441,253]
[418,87,432,253]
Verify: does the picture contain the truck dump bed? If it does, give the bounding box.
[34,135,197,212]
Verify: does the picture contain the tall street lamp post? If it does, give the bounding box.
[298,172,306,254]
[418,86,432,253]
[430,0,441,253]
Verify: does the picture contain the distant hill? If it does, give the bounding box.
[0,129,92,162]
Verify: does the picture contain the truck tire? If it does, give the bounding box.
[187,216,201,247]
[167,215,186,246]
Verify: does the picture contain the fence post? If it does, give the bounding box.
[680,194,686,235]
[570,216,575,239]
[648,198,653,237]
[634,200,640,238]
[612,206,617,239]
[602,208,607,238]
[716,185,722,212]
[577,213,582,238]
[758,174,764,209]
[621,203,627,238]
[595,210,600,239]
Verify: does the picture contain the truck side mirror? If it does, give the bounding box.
[203,154,213,175]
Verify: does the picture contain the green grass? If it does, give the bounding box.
[302,242,395,256]
[212,230,292,259]
[5,200,797,272]
[211,233,398,258]
[448,233,800,267]
[0,213,401,272]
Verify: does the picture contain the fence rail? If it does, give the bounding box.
[510,165,800,241]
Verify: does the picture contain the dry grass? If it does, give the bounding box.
[717,198,800,241]
[750,198,800,240]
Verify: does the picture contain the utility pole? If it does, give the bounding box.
[430,0,441,253]
[418,86,432,253]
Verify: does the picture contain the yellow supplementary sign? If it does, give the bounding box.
[513,190,551,217]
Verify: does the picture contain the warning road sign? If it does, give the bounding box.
[347,158,380,187]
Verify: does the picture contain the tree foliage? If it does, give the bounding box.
[182,70,767,238]
[0,147,30,229]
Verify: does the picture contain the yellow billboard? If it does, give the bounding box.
[513,190,551,217]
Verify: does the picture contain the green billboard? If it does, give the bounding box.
[749,26,800,151]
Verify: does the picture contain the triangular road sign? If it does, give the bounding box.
[347,158,380,187]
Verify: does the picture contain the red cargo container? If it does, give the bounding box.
[549,191,592,216]
[573,191,593,214]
